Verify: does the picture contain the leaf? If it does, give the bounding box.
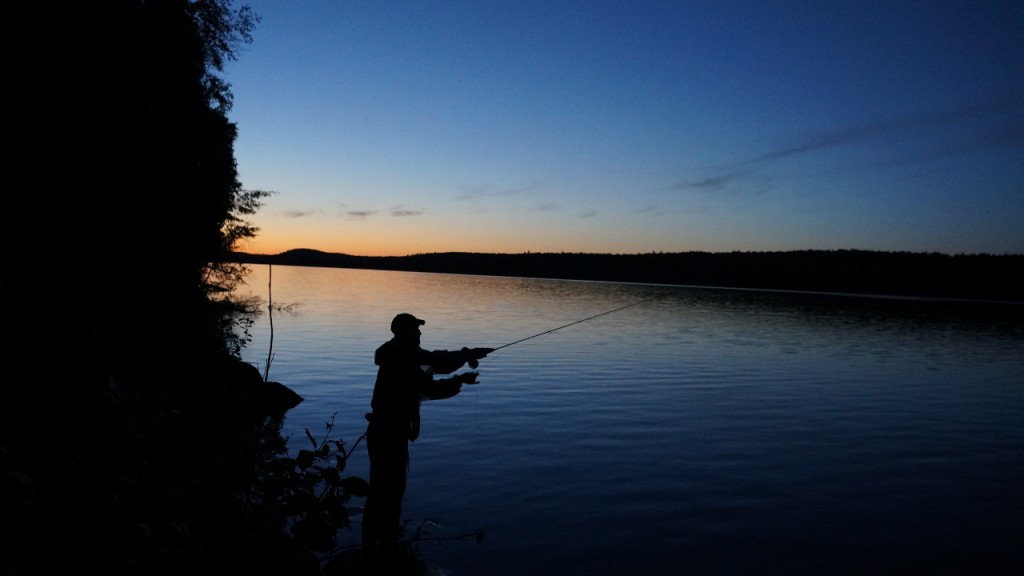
[341,476,370,497]
[295,449,314,470]
[321,467,341,486]
[304,428,317,448]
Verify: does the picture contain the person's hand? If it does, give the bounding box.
[458,372,480,385]
[462,347,495,368]
[462,347,494,359]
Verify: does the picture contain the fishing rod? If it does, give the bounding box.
[491,298,656,352]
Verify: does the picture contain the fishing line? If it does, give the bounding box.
[463,297,655,436]
[491,298,657,352]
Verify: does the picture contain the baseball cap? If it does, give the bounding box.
[390,313,425,334]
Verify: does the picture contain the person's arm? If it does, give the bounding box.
[419,347,494,374]
[421,372,479,400]
[415,347,492,400]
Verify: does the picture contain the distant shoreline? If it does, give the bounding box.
[225,248,1024,303]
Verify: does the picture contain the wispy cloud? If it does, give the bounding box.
[636,204,664,216]
[282,209,313,218]
[391,208,424,217]
[579,210,598,218]
[455,181,541,201]
[748,93,1024,166]
[671,172,773,200]
[346,210,378,219]
[841,121,1024,173]
[673,93,1024,196]
[672,171,747,192]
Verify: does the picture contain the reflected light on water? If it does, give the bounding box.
[238,265,1024,575]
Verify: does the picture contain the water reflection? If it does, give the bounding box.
[238,265,1023,576]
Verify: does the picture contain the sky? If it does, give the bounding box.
[225,1,1024,256]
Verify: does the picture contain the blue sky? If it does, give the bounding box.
[226,1,1023,256]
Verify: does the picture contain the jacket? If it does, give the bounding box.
[370,338,467,440]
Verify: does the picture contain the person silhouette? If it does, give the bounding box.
[361,312,493,556]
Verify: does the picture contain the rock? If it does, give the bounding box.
[262,379,303,417]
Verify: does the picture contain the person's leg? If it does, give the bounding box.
[377,437,409,549]
[362,428,409,554]
[361,428,381,553]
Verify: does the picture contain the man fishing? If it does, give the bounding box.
[362,312,493,556]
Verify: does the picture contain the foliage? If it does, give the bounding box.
[212,293,262,358]
[188,0,273,358]
[188,0,260,112]
[254,414,370,554]
[4,2,367,575]
[10,0,272,365]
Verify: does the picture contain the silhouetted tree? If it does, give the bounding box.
[5,3,290,573]
[11,0,261,369]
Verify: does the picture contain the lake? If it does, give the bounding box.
[237,264,1023,576]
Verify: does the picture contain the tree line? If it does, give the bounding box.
[233,248,1024,302]
[4,3,334,575]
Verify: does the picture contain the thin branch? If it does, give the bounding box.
[262,264,274,382]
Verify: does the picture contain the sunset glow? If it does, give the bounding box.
[228,1,1023,257]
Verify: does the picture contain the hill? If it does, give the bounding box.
[226,249,1023,303]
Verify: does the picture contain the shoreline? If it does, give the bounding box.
[226,248,1024,304]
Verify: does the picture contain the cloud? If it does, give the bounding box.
[674,93,1024,195]
[346,210,378,219]
[747,93,1024,167]
[533,202,559,212]
[455,181,541,200]
[579,210,598,218]
[636,204,664,216]
[672,171,746,192]
[391,208,424,217]
[671,171,773,200]
[841,122,1024,173]
[281,210,312,218]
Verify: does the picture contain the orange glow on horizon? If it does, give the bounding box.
[235,212,722,256]
[237,234,676,257]
[236,233,541,257]
[233,215,619,256]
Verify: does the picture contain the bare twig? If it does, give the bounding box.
[262,264,274,382]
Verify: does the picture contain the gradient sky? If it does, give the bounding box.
[226,1,1023,256]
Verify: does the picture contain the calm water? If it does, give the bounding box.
[237,265,1024,576]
